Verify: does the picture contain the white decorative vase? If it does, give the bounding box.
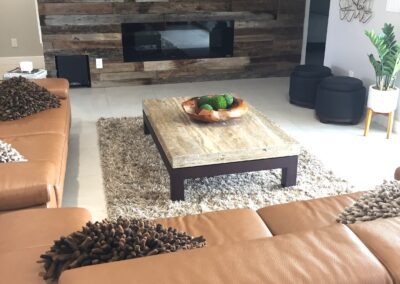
[367,85,399,113]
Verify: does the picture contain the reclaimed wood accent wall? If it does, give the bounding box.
[38,0,305,87]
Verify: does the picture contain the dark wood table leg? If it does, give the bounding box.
[281,156,298,187]
[143,110,185,200]
[170,172,185,201]
[143,117,150,135]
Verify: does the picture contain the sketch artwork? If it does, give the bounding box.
[339,0,373,23]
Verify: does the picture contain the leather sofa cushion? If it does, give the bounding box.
[349,217,400,283]
[2,134,67,186]
[0,161,56,210]
[59,224,391,284]
[257,192,365,235]
[0,208,91,284]
[32,78,69,99]
[155,209,272,246]
[0,208,91,253]
[0,245,49,284]
[0,99,70,138]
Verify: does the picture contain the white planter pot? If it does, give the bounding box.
[367,85,399,113]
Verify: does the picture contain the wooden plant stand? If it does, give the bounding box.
[363,108,394,139]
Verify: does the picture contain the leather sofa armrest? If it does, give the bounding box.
[395,167,400,180]
[0,161,56,210]
[32,78,69,99]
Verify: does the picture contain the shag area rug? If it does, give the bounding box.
[97,117,354,219]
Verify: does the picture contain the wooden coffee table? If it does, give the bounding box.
[143,97,300,201]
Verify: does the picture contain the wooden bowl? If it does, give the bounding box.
[181,96,248,123]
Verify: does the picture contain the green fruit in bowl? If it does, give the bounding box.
[210,95,227,110]
[224,94,234,107]
[199,104,213,111]
[198,96,210,107]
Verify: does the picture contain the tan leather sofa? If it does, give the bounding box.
[395,167,400,180]
[1,191,399,284]
[0,79,70,211]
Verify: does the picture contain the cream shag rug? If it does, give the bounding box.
[97,117,354,219]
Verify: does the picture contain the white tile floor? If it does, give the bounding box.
[62,77,400,221]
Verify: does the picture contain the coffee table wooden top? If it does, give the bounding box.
[143,97,300,168]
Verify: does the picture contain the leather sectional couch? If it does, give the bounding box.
[1,191,399,283]
[1,79,398,282]
[0,79,70,211]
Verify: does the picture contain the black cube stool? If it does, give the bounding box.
[315,76,366,124]
[289,65,332,108]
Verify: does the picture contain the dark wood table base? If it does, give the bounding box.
[143,111,298,201]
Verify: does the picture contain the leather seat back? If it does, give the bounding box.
[59,224,392,284]
[257,192,364,235]
[155,209,272,246]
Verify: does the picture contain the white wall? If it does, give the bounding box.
[324,0,400,129]
[0,0,44,76]
[0,0,43,57]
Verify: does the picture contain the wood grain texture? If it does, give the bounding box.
[39,0,305,87]
[38,3,113,15]
[144,57,250,72]
[143,97,300,168]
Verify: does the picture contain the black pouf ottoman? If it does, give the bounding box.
[315,76,366,124]
[289,65,332,108]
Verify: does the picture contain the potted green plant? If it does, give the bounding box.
[365,23,400,113]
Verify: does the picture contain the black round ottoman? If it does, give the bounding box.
[289,65,332,108]
[315,76,366,124]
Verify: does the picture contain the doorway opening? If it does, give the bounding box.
[305,0,330,65]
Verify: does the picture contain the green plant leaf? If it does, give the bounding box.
[368,54,382,75]
[365,23,400,90]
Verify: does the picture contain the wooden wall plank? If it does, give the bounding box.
[38,0,124,3]
[42,12,276,26]
[41,25,121,35]
[91,79,152,88]
[112,3,200,14]
[39,3,113,15]
[49,40,122,50]
[143,57,250,72]
[90,62,144,74]
[231,0,278,13]
[98,71,156,81]
[43,33,121,41]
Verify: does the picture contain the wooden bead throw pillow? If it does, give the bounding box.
[39,217,206,281]
[337,181,400,224]
[0,77,60,121]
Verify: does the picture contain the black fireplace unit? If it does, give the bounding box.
[122,21,234,62]
[55,55,91,87]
